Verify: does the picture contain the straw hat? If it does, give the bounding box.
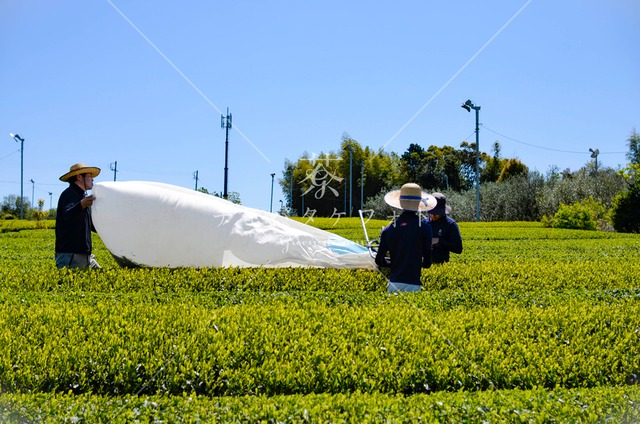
[384,183,437,212]
[428,192,452,215]
[59,163,101,182]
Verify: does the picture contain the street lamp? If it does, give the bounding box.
[9,133,25,219]
[346,145,353,217]
[270,173,276,212]
[29,179,35,209]
[461,100,481,221]
[589,148,599,176]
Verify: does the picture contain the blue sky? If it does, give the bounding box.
[1,0,638,211]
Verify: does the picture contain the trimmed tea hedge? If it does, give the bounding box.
[0,219,639,421]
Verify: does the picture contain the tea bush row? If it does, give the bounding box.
[1,292,638,396]
[2,385,639,423]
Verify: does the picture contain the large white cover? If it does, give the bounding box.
[92,181,375,269]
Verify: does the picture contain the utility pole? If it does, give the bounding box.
[221,107,232,200]
[48,192,53,210]
[193,170,199,190]
[110,161,118,181]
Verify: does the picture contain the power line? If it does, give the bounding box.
[0,150,20,161]
[104,0,271,164]
[383,0,534,149]
[481,124,626,155]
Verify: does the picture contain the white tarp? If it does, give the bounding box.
[92,181,376,269]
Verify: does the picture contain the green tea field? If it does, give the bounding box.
[1,218,639,422]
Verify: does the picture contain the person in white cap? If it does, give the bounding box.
[55,163,102,269]
[375,183,437,293]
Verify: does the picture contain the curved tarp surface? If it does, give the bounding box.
[92,181,375,269]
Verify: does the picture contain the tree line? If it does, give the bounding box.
[2,130,638,232]
[279,130,639,231]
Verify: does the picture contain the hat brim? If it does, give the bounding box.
[59,167,101,182]
[384,190,437,212]
[428,205,452,215]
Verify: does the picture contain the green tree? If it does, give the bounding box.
[33,199,49,228]
[537,166,625,219]
[458,141,482,190]
[198,187,242,204]
[552,200,598,230]
[285,151,344,217]
[282,138,404,217]
[497,158,528,182]
[399,143,468,191]
[610,132,640,232]
[626,128,640,165]
[362,148,403,202]
[611,183,640,233]
[1,195,32,220]
[400,143,424,180]
[483,141,507,183]
[439,145,465,190]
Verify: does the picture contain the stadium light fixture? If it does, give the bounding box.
[461,100,481,221]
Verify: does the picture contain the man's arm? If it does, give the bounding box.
[58,190,84,223]
[441,221,463,254]
[375,231,390,268]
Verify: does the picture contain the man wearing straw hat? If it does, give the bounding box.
[375,183,437,293]
[55,163,102,269]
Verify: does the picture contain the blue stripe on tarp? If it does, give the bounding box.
[327,236,369,255]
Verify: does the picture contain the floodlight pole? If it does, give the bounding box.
[347,145,353,217]
[462,100,481,221]
[270,173,275,212]
[10,133,25,219]
[221,107,232,200]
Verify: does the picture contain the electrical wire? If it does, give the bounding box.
[481,124,627,155]
[0,150,20,161]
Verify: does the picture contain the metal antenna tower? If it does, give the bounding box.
[221,107,232,199]
[110,161,118,181]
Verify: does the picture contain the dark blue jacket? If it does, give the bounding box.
[427,215,463,263]
[375,211,432,285]
[55,183,94,254]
